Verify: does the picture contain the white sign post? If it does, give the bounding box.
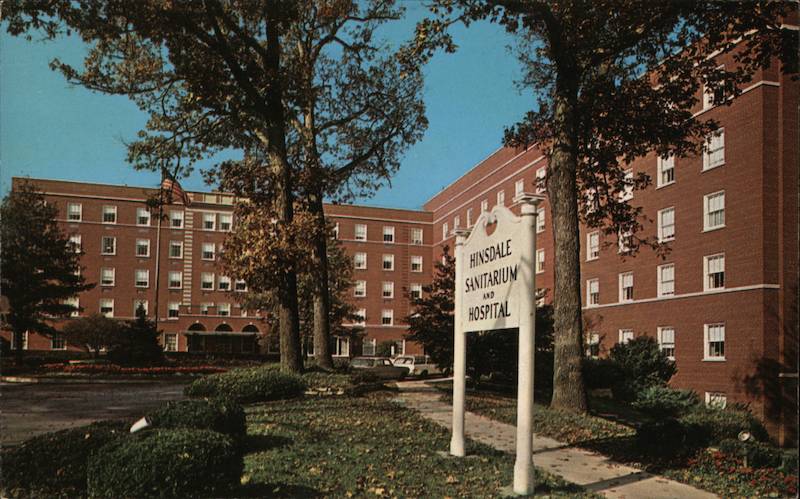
[451,193,544,496]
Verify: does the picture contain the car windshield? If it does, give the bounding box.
[395,357,412,365]
[351,358,373,367]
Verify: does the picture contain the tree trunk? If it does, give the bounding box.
[13,329,23,362]
[309,190,334,369]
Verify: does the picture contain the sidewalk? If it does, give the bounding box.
[394,380,716,499]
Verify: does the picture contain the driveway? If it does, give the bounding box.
[1,379,189,446]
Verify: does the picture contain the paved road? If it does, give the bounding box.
[1,379,189,446]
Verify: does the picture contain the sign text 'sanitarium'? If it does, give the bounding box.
[465,238,519,322]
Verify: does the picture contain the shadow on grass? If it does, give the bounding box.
[243,434,293,453]
[229,482,322,498]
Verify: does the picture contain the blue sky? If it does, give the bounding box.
[1,4,534,209]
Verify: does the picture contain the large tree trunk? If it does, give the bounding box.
[309,190,334,369]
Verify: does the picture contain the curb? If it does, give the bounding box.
[0,376,40,383]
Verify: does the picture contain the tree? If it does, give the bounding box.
[62,314,124,358]
[108,304,164,365]
[401,0,797,412]
[0,182,93,358]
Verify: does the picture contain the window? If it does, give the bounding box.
[442,222,449,240]
[481,199,488,212]
[101,236,116,255]
[218,275,231,291]
[621,169,634,201]
[354,252,367,270]
[515,179,524,196]
[136,208,151,226]
[64,296,80,317]
[332,222,340,239]
[234,279,247,292]
[410,283,422,300]
[382,254,395,271]
[202,213,216,230]
[658,207,675,242]
[218,303,231,317]
[705,392,727,409]
[169,241,183,258]
[135,269,149,288]
[658,327,675,359]
[454,215,460,229]
[657,155,675,187]
[702,67,726,110]
[164,333,178,352]
[704,323,725,360]
[334,337,350,357]
[381,309,394,326]
[201,273,214,290]
[535,167,546,194]
[658,264,675,297]
[587,232,600,261]
[535,288,546,307]
[619,272,634,302]
[586,279,599,306]
[170,210,184,228]
[496,190,505,206]
[136,239,150,257]
[51,332,66,350]
[354,224,367,241]
[355,308,367,326]
[619,329,634,344]
[536,249,545,274]
[67,203,82,221]
[362,338,376,356]
[100,267,115,286]
[704,254,725,290]
[585,188,597,214]
[536,207,545,233]
[99,299,114,317]
[354,280,367,297]
[704,191,725,230]
[383,226,395,243]
[703,129,725,170]
[219,213,232,231]
[168,302,180,319]
[102,205,117,224]
[168,271,182,289]
[466,208,473,227]
[587,333,600,358]
[202,242,215,260]
[133,299,148,315]
[200,303,213,315]
[411,228,423,245]
[391,340,406,356]
[411,255,423,272]
[382,281,394,299]
[12,331,29,350]
[618,230,632,254]
[69,234,82,253]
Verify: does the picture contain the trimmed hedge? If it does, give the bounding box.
[718,438,783,468]
[88,428,242,498]
[184,366,306,403]
[1,420,129,496]
[679,406,769,445]
[149,398,246,439]
[631,386,699,418]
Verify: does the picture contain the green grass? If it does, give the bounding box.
[241,394,597,498]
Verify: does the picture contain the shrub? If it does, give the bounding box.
[582,357,621,390]
[184,366,306,403]
[609,336,676,402]
[88,428,242,498]
[1,420,129,496]
[679,406,769,445]
[718,438,782,468]
[350,370,381,385]
[632,386,699,418]
[635,418,702,456]
[149,398,246,439]
[107,304,164,365]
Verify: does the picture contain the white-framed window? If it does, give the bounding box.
[164,333,178,352]
[135,269,150,288]
[705,392,727,409]
[202,212,216,230]
[466,208,473,227]
[535,288,546,307]
[218,303,231,317]
[67,202,82,221]
[168,302,180,319]
[442,222,449,240]
[585,188,597,214]
[201,272,215,290]
[101,236,116,255]
[200,303,213,315]
[704,191,725,231]
[703,129,725,170]
[536,206,545,233]
[354,224,367,241]
[362,338,377,356]
[202,242,215,260]
[133,299,149,315]
[586,231,600,261]
[704,253,725,290]
[234,279,247,292]
[536,249,545,274]
[658,327,676,359]
[481,199,488,212]
[619,329,634,344]
[170,210,184,228]
[704,323,726,360]
[658,263,675,297]
[168,271,182,289]
[411,228,423,245]
[354,280,367,297]
[136,208,151,226]
[535,167,546,194]
[51,332,66,350]
[619,272,634,302]
[383,226,395,243]
[586,279,599,306]
[333,222,340,239]
[658,207,675,242]
[515,179,524,196]
[169,241,183,258]
[411,255,423,273]
[355,308,367,326]
[99,298,114,317]
[69,234,82,253]
[334,337,350,357]
[702,66,726,110]
[382,281,394,299]
[410,283,422,300]
[496,190,505,206]
[587,333,600,358]
[381,309,394,326]
[621,169,634,201]
[618,230,632,254]
[218,275,231,291]
[454,215,460,229]
[657,154,675,187]
[219,213,232,231]
[354,252,367,270]
[136,239,150,257]
[64,296,80,317]
[11,331,29,350]
[382,254,395,271]
[100,267,115,286]
[102,205,117,224]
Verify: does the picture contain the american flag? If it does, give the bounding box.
[161,176,191,206]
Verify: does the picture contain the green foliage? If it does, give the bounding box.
[62,314,126,357]
[582,357,622,390]
[679,450,798,498]
[184,366,306,403]
[0,420,128,497]
[717,439,782,469]
[635,418,705,457]
[632,386,699,418]
[87,429,242,498]
[149,398,246,439]
[678,406,769,445]
[609,336,677,402]
[108,304,164,365]
[376,340,396,358]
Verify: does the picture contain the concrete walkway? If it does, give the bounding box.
[394,380,716,499]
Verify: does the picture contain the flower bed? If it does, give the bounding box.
[41,363,227,376]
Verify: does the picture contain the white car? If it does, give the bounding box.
[392,355,443,377]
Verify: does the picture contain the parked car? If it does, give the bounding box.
[392,355,443,377]
[350,356,407,380]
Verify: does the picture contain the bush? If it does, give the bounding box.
[107,305,164,365]
[1,420,129,496]
[679,406,769,445]
[635,418,703,456]
[609,336,676,402]
[88,428,242,498]
[582,357,621,390]
[149,398,246,439]
[350,370,381,384]
[184,366,306,403]
[632,386,699,418]
[718,438,783,468]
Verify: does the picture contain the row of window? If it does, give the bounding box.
[337,224,425,245]
[94,267,247,292]
[350,308,397,326]
[70,235,229,261]
[587,323,727,362]
[69,297,247,319]
[353,253,425,272]
[353,281,423,299]
[66,204,233,231]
